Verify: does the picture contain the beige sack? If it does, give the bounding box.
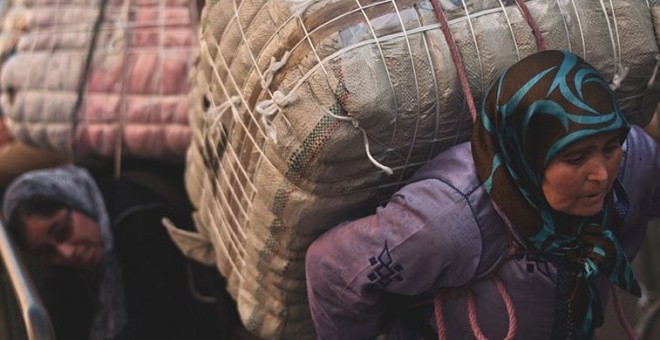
[175,0,660,338]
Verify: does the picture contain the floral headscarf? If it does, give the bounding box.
[471,50,639,338]
[3,165,126,340]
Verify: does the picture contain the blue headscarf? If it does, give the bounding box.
[471,50,639,339]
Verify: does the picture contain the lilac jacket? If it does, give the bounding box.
[305,126,660,339]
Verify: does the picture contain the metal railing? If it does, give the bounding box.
[0,219,55,340]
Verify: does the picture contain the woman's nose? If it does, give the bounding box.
[586,156,608,182]
[55,243,75,260]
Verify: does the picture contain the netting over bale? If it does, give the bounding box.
[0,0,195,162]
[173,0,660,338]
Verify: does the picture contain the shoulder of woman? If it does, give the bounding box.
[620,125,659,180]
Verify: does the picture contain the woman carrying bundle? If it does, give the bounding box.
[305,50,660,339]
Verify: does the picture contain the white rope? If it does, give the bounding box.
[261,50,292,89]
[285,6,505,97]
[461,0,485,90]
[388,0,424,183]
[321,107,393,175]
[296,14,334,92]
[601,0,629,91]
[355,0,400,150]
[497,0,521,61]
[361,129,394,175]
[410,5,442,162]
[293,8,393,175]
[553,0,573,53]
[647,54,660,88]
[202,37,271,157]
[255,49,295,144]
[201,185,248,277]
[231,0,297,136]
[201,34,305,241]
[203,95,258,223]
[596,0,619,73]
[207,96,241,130]
[201,38,269,211]
[201,100,252,263]
[569,0,587,59]
[207,187,248,259]
[608,0,623,64]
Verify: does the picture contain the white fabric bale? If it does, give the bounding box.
[0,0,195,162]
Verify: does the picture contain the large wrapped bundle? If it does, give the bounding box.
[0,0,195,162]
[173,0,660,338]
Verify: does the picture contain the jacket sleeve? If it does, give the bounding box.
[638,127,660,219]
[305,177,485,339]
[616,126,660,258]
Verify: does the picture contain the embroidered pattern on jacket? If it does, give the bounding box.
[367,241,403,287]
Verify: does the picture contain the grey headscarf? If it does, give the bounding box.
[3,164,127,340]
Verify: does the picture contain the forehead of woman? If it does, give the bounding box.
[485,50,627,172]
[3,166,98,223]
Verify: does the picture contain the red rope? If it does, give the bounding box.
[467,291,489,340]
[429,0,478,123]
[493,277,518,340]
[433,277,517,340]
[433,294,448,340]
[514,0,548,51]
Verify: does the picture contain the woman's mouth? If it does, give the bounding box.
[76,246,103,267]
[581,191,605,204]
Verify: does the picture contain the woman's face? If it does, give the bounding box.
[542,131,623,217]
[22,208,105,267]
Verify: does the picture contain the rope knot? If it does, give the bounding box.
[255,90,298,143]
[261,51,292,89]
[610,63,630,90]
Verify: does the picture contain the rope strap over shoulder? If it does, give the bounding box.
[433,276,517,340]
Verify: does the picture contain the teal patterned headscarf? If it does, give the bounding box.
[471,50,639,339]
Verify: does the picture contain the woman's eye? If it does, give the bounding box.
[35,245,56,260]
[52,222,70,243]
[52,209,72,243]
[604,144,620,154]
[565,155,585,165]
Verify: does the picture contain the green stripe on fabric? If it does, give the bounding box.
[247,102,343,335]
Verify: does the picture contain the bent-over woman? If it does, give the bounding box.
[305,50,660,339]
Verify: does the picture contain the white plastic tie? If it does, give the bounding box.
[609,63,629,90]
[322,107,393,175]
[647,54,660,88]
[261,51,292,89]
